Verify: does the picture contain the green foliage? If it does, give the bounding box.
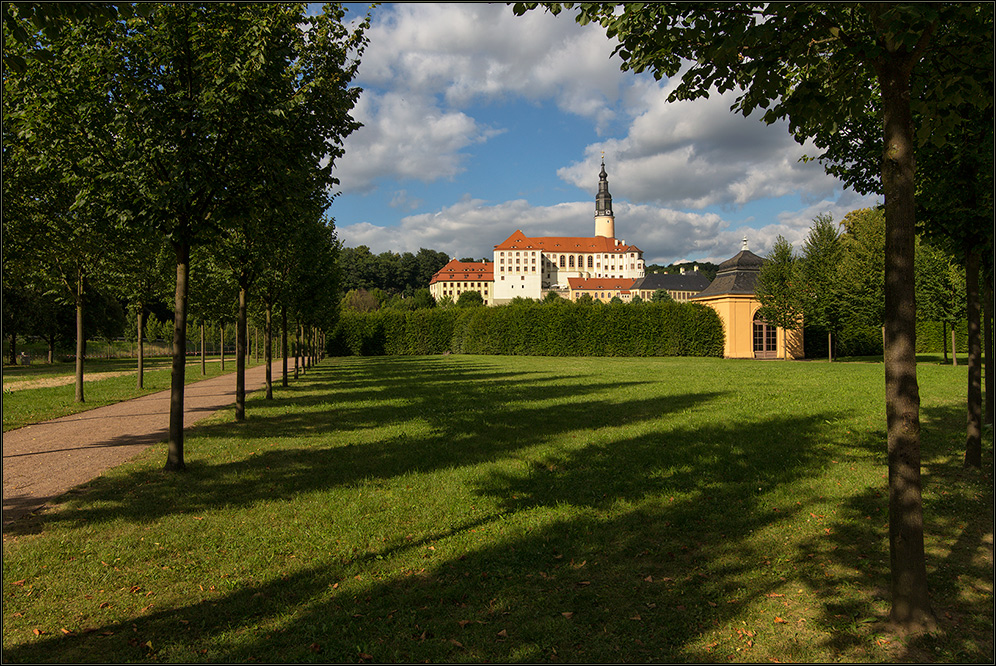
[755,236,803,340]
[651,289,672,303]
[836,208,886,334]
[328,300,724,358]
[339,246,450,296]
[456,290,485,308]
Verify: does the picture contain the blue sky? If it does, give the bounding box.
[329,3,879,266]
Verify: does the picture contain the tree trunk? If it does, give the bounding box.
[294,322,300,379]
[877,52,934,630]
[8,332,15,366]
[985,278,993,425]
[137,305,145,389]
[75,277,85,403]
[265,301,273,400]
[951,329,957,366]
[220,323,225,371]
[942,320,948,363]
[165,241,189,472]
[964,250,982,468]
[201,322,206,375]
[281,306,289,388]
[47,332,55,364]
[236,287,247,422]
[828,331,833,362]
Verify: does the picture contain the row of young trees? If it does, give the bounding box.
[3,3,367,470]
[513,1,992,632]
[756,209,974,360]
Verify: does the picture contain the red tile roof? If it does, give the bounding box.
[494,230,641,253]
[429,259,494,285]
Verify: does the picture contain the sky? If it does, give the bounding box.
[328,3,880,267]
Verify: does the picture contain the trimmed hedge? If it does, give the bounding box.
[328,301,724,358]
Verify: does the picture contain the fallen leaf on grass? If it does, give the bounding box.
[766,593,784,598]
[309,643,322,653]
[630,614,642,621]
[561,612,574,619]
[774,616,788,624]
[448,639,465,649]
[60,628,73,635]
[497,629,508,638]
[358,651,372,660]
[11,580,25,587]
[32,628,45,636]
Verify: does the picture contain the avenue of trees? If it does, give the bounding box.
[3,3,368,469]
[513,1,993,632]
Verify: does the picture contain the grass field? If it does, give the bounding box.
[1,355,991,663]
[2,355,275,432]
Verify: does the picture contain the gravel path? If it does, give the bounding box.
[2,360,286,528]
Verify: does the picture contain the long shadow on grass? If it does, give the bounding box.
[19,357,722,531]
[788,401,993,662]
[5,361,879,663]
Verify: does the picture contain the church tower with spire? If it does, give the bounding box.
[594,158,615,239]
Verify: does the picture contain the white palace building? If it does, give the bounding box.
[433,161,717,306]
[491,161,645,304]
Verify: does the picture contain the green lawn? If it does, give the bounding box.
[2,355,275,432]
[2,355,991,663]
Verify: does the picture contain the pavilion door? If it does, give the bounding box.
[753,314,778,359]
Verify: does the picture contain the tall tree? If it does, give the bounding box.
[755,235,802,360]
[512,1,991,630]
[836,207,886,345]
[3,15,121,400]
[797,214,843,361]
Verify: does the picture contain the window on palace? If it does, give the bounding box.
[559,255,566,268]
[587,256,593,268]
[569,256,575,268]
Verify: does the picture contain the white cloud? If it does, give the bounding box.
[337,187,879,267]
[558,83,844,210]
[337,3,635,193]
[333,3,881,269]
[336,90,502,194]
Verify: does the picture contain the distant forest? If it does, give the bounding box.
[645,261,719,282]
[338,246,452,296]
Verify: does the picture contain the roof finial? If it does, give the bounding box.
[741,236,749,251]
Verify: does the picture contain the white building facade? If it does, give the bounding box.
[492,161,644,304]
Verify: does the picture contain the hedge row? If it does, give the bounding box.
[328,301,725,358]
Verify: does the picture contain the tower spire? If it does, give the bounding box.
[595,156,613,218]
[594,156,616,238]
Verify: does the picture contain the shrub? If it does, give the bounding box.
[327,300,724,358]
